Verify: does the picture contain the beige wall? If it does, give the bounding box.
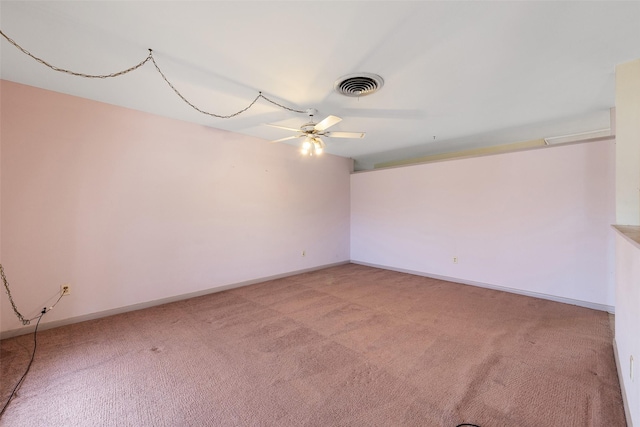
[616,59,640,225]
[615,58,640,427]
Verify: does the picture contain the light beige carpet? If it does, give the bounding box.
[0,264,626,426]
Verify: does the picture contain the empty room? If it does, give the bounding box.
[1,1,639,426]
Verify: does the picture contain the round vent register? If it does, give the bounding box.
[334,73,384,97]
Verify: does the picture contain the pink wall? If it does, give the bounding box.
[0,80,351,334]
[351,140,616,309]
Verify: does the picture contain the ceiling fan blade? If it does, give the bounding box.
[271,135,304,143]
[265,123,302,132]
[326,131,366,139]
[314,115,342,131]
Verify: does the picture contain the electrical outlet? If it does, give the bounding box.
[453,256,458,264]
[61,284,71,296]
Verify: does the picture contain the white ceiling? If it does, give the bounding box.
[2,1,639,170]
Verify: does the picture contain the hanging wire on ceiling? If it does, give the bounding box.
[0,29,306,118]
[0,30,153,78]
[148,51,305,118]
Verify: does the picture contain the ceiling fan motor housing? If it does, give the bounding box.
[301,122,319,133]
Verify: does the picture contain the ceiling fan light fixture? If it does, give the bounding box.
[302,137,313,150]
[268,114,363,157]
[334,73,384,97]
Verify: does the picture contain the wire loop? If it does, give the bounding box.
[0,30,152,78]
[1,264,30,325]
[0,29,306,118]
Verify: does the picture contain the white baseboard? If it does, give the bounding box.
[351,260,615,313]
[2,260,614,340]
[614,339,634,427]
[0,261,349,340]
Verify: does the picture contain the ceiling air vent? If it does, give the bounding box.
[334,73,384,97]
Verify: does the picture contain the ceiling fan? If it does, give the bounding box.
[266,108,365,156]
